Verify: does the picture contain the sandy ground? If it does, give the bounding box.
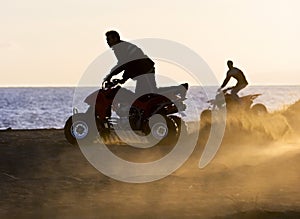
[1,102,300,218]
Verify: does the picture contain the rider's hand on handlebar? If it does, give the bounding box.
[102,79,121,89]
[102,75,113,89]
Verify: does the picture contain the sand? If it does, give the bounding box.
[1,101,300,218]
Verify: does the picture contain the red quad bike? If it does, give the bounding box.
[200,87,268,124]
[64,79,189,145]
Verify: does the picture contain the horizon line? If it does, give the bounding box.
[1,84,300,88]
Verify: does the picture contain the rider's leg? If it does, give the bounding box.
[230,89,240,102]
[135,68,157,95]
[231,84,247,102]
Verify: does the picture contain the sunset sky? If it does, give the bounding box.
[1,0,300,86]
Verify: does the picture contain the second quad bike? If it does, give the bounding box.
[200,87,268,125]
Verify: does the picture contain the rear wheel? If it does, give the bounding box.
[147,115,178,145]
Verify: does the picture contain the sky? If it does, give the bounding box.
[1,0,300,86]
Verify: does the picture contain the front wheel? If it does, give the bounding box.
[64,113,97,145]
[251,103,267,115]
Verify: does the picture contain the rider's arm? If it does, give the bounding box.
[105,45,128,81]
[105,64,125,81]
[220,72,231,88]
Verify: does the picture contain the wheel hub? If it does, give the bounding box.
[71,121,89,139]
[151,122,168,140]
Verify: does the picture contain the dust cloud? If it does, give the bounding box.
[50,100,300,218]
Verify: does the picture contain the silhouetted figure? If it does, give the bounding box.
[219,60,248,100]
[104,30,157,94]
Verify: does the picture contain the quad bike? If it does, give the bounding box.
[64,79,189,145]
[200,87,268,125]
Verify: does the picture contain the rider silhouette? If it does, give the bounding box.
[219,60,248,100]
[104,30,157,94]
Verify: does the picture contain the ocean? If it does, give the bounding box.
[1,86,300,130]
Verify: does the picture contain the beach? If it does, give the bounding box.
[1,101,300,218]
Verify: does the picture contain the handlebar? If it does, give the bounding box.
[102,79,123,89]
[218,87,234,94]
